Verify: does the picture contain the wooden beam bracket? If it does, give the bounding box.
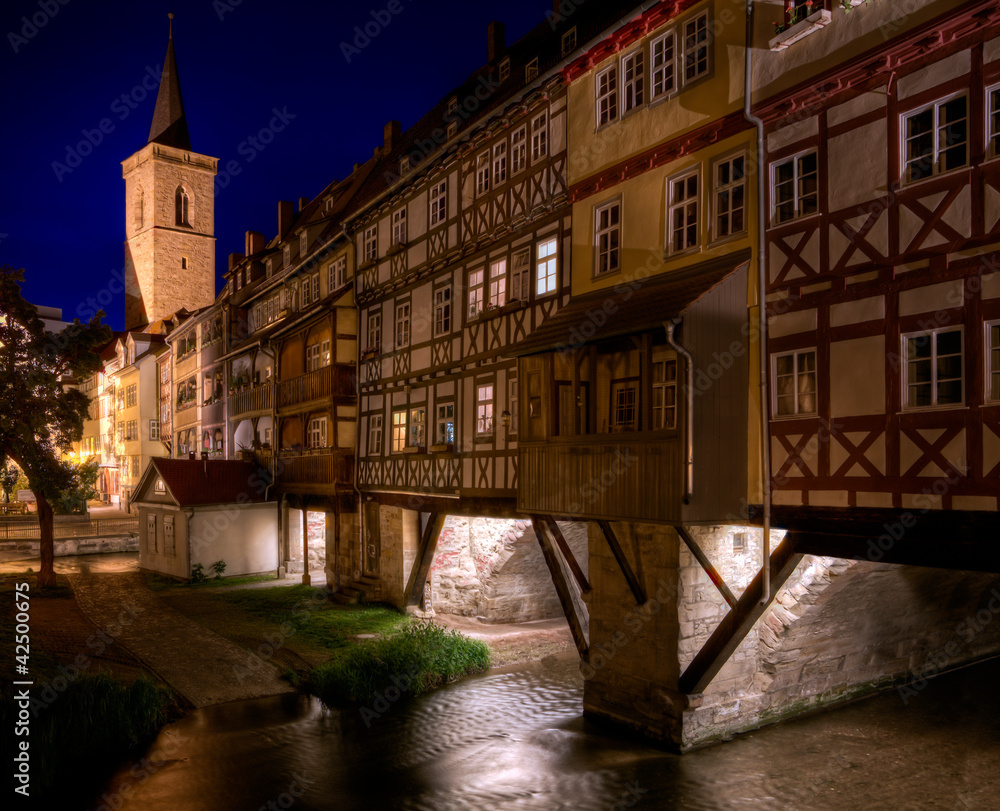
[533,517,589,661]
[596,519,646,605]
[544,516,591,594]
[404,512,445,608]
[676,524,738,609]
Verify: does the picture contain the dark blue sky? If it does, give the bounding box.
[0,0,550,331]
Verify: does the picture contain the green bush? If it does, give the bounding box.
[308,621,490,707]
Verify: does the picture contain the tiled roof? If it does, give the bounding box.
[506,249,752,357]
[149,458,269,507]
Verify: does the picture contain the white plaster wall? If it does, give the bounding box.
[189,503,278,576]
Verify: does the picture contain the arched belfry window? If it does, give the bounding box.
[134,186,144,230]
[175,186,190,227]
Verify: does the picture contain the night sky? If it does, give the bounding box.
[1,0,550,331]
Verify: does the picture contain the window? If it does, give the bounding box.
[622,50,645,114]
[163,515,175,557]
[468,269,484,318]
[511,127,526,173]
[477,384,494,435]
[447,120,459,139]
[509,376,519,435]
[436,403,454,445]
[511,249,530,302]
[434,286,451,335]
[611,382,638,430]
[447,96,458,115]
[651,32,676,100]
[772,151,818,224]
[368,414,383,455]
[391,410,407,452]
[328,256,348,291]
[147,515,156,552]
[126,420,138,441]
[668,170,700,253]
[399,157,410,177]
[682,11,710,84]
[175,187,189,227]
[126,384,137,408]
[489,259,507,308]
[149,419,159,441]
[493,142,507,186]
[181,257,187,270]
[595,200,621,276]
[732,531,747,552]
[284,245,291,267]
[430,181,447,226]
[903,94,968,183]
[395,302,410,348]
[988,85,1000,159]
[307,417,328,449]
[300,273,319,307]
[306,339,330,371]
[714,155,746,240]
[498,57,510,82]
[363,225,378,263]
[988,321,1000,402]
[525,57,538,82]
[561,27,577,56]
[266,259,273,277]
[531,113,548,162]
[773,349,817,417]
[596,64,618,127]
[154,478,165,494]
[903,328,964,409]
[652,357,678,429]
[392,207,407,245]
[476,152,490,196]
[409,407,426,447]
[367,312,382,351]
[300,231,309,256]
[536,237,558,296]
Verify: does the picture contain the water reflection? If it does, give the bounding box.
[90,653,1000,810]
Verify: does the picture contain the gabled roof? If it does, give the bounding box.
[135,457,270,508]
[507,249,752,357]
[148,16,191,150]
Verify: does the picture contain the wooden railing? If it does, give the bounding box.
[228,383,273,419]
[0,518,139,541]
[518,435,682,523]
[278,365,355,410]
[275,450,354,486]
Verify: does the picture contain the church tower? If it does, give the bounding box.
[122,14,217,331]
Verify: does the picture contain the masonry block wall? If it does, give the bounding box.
[377,505,418,609]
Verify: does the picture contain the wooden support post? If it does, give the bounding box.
[676,524,738,609]
[404,511,445,608]
[543,516,590,594]
[533,518,589,661]
[301,506,310,586]
[679,532,802,695]
[596,519,646,605]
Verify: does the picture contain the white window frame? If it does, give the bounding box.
[594,198,622,276]
[476,151,491,196]
[394,301,410,348]
[307,416,328,449]
[652,355,678,430]
[987,320,1000,404]
[561,27,577,57]
[771,150,819,224]
[391,207,407,246]
[536,236,558,297]
[525,57,539,83]
[368,414,383,455]
[149,419,160,441]
[391,410,407,453]
[300,232,308,256]
[621,49,645,115]
[611,381,638,431]
[489,258,507,309]
[367,311,382,351]
[682,10,710,86]
[476,384,494,436]
[771,349,818,418]
[434,286,451,336]
[902,327,965,410]
[712,153,746,241]
[667,168,701,254]
[596,64,618,128]
[408,406,426,448]
[650,31,676,101]
[328,256,348,291]
[363,225,378,263]
[493,141,507,186]
[468,268,484,318]
[531,112,548,162]
[902,93,969,184]
[988,83,1000,160]
[429,180,447,226]
[511,126,527,173]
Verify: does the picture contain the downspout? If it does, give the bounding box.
[344,222,364,588]
[665,319,693,504]
[744,0,772,604]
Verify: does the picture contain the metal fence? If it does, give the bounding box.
[0,518,139,541]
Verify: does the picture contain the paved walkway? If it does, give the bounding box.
[67,569,295,708]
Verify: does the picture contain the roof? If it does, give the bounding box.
[148,18,191,150]
[139,458,270,507]
[506,249,752,357]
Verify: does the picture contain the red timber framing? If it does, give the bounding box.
[759,3,1000,513]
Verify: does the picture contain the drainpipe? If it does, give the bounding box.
[664,319,694,504]
[344,222,364,588]
[744,0,772,604]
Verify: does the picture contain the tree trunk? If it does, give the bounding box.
[37,494,56,588]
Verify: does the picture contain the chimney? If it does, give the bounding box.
[277,201,294,237]
[383,120,401,152]
[228,252,245,271]
[488,21,505,63]
[298,196,309,212]
[244,230,265,257]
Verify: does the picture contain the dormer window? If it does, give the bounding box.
[266,259,273,277]
[284,245,291,266]
[525,58,538,83]
[447,120,459,139]
[175,187,190,227]
[498,57,510,82]
[561,27,577,57]
[399,156,410,176]
[447,96,458,115]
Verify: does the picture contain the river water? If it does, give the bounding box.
[84,652,1000,811]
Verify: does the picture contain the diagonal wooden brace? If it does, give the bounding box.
[676,524,738,609]
[596,519,646,605]
[544,516,591,594]
[533,517,589,661]
[404,511,445,608]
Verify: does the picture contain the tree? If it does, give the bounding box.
[0,265,111,586]
[52,457,100,515]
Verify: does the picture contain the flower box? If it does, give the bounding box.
[769,8,832,51]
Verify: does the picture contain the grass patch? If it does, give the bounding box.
[144,571,278,591]
[308,621,491,707]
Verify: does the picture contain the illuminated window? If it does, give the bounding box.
[468,269,484,318]
[476,384,494,435]
[429,180,447,226]
[489,259,506,308]
[391,410,407,452]
[536,237,558,296]
[409,407,426,447]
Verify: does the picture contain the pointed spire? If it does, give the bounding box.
[148,12,192,151]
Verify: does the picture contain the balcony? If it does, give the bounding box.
[253,448,354,490]
[278,364,355,411]
[229,383,273,420]
[518,434,682,523]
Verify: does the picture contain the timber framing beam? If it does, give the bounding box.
[679,533,803,695]
[404,512,445,608]
[676,525,738,609]
[533,518,589,661]
[543,516,591,594]
[596,520,646,605]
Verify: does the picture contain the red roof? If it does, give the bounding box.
[149,458,270,507]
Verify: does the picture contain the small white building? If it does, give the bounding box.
[132,456,277,580]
